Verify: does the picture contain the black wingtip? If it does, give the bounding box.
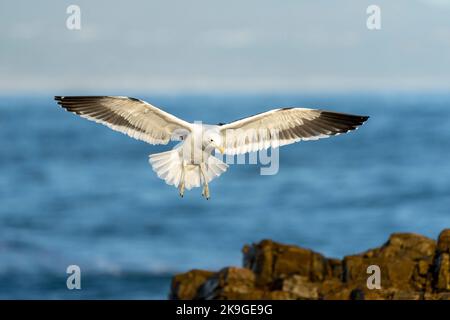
[54,96,64,107]
[320,111,370,125]
[359,115,370,124]
[128,97,141,102]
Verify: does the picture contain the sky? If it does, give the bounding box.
[1,0,450,93]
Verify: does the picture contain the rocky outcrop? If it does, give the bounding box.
[169,229,450,300]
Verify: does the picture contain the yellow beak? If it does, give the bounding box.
[217,146,225,154]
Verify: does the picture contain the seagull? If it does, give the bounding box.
[55,96,369,199]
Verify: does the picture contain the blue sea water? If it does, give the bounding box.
[0,93,449,299]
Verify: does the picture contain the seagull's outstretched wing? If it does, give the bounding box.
[219,108,369,155]
[55,96,192,144]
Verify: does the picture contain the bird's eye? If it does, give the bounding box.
[210,139,213,142]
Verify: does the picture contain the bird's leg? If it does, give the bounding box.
[179,164,185,198]
[199,163,210,200]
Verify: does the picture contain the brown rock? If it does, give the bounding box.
[242,240,274,286]
[319,279,352,300]
[266,290,297,300]
[170,269,214,300]
[391,290,422,300]
[381,233,436,259]
[343,233,436,291]
[424,292,450,300]
[437,229,450,253]
[436,292,450,300]
[197,267,255,300]
[412,259,433,290]
[243,239,330,286]
[343,255,387,286]
[169,229,449,300]
[281,275,320,299]
[327,258,343,278]
[431,229,450,292]
[434,253,450,291]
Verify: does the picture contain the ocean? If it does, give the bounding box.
[0,93,449,299]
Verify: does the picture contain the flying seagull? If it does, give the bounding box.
[55,96,369,199]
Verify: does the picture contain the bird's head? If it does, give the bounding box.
[203,130,224,154]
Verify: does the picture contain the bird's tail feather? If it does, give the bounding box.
[149,150,228,190]
[149,149,183,187]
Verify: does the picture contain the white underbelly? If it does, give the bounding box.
[179,136,209,165]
